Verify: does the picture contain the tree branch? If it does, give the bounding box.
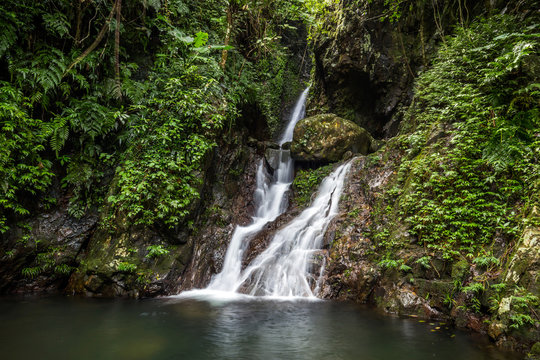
[64,0,118,76]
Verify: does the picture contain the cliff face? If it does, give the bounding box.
[64,140,265,297]
[309,0,533,138]
[0,134,266,297]
[308,0,539,354]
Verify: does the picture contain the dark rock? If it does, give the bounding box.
[309,0,497,138]
[265,148,291,171]
[176,145,262,291]
[0,208,98,295]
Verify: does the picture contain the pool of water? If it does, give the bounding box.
[0,296,520,360]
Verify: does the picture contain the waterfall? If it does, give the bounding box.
[180,87,352,299]
[236,161,351,297]
[279,86,310,145]
[206,88,309,291]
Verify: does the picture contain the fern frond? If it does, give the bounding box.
[42,12,71,38]
[0,11,18,57]
[31,48,66,93]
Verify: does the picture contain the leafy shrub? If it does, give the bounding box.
[292,164,334,206]
[146,245,170,259]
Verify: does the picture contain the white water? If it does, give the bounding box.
[236,161,351,298]
[279,86,310,145]
[179,87,351,300]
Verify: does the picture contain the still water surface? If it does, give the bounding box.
[0,296,519,360]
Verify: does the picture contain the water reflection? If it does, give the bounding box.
[0,297,520,360]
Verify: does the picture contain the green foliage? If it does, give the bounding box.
[54,263,75,275]
[292,164,334,206]
[0,82,54,232]
[462,282,485,295]
[375,15,539,261]
[460,282,487,313]
[509,313,536,330]
[107,64,225,227]
[117,262,137,273]
[303,0,339,40]
[415,256,432,269]
[378,257,411,273]
[20,245,74,279]
[145,245,170,259]
[0,0,303,233]
[508,287,539,330]
[472,254,500,269]
[21,267,41,279]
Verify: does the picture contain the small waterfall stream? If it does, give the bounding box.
[205,87,309,292]
[181,87,351,299]
[236,161,351,297]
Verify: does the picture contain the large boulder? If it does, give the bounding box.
[291,113,375,162]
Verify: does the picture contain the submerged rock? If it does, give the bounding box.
[290,113,375,162]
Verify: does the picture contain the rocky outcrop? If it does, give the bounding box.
[265,146,290,171]
[64,139,264,297]
[0,205,98,294]
[290,113,376,162]
[309,0,522,138]
[175,144,263,291]
[317,143,539,354]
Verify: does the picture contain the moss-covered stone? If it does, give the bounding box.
[451,259,470,281]
[291,113,375,162]
[529,342,540,358]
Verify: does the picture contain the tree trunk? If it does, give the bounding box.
[219,5,233,71]
[115,0,122,99]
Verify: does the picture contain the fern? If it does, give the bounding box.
[31,47,66,94]
[42,12,70,38]
[63,97,117,140]
[46,116,69,156]
[22,266,41,279]
[0,12,17,57]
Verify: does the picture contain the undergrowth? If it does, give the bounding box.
[373,15,539,261]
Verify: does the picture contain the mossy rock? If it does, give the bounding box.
[291,113,375,162]
[451,258,470,281]
[529,342,540,359]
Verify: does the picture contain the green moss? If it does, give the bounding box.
[530,342,540,356]
[292,164,334,207]
[451,259,470,281]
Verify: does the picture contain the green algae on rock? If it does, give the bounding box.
[291,113,376,162]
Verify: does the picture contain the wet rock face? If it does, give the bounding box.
[265,148,291,171]
[0,208,98,294]
[290,113,375,162]
[176,144,263,291]
[310,0,490,138]
[65,140,264,297]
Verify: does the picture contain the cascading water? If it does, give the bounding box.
[279,87,309,145]
[236,161,351,297]
[180,86,352,299]
[205,87,309,292]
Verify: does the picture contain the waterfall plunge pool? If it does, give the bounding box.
[0,296,520,360]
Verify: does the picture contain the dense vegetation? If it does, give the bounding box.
[377,15,539,261]
[0,0,311,234]
[1,0,538,353]
[366,13,539,339]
